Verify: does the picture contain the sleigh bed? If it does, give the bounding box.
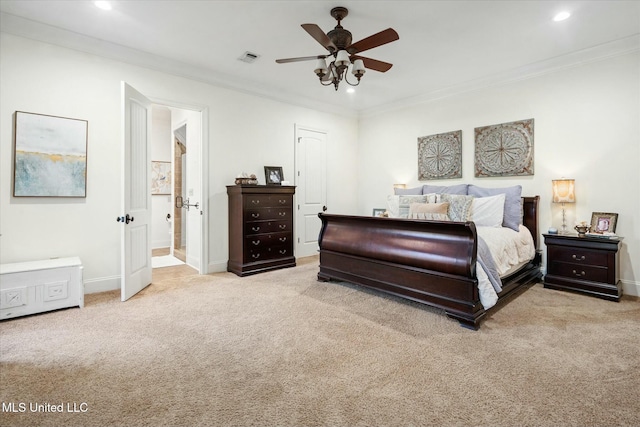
[317,193,542,330]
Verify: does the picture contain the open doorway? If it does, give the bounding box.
[150,105,202,274]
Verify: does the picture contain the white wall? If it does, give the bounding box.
[151,106,172,250]
[357,52,640,295]
[0,33,359,292]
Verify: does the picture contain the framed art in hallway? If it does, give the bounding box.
[13,111,88,197]
[151,161,171,195]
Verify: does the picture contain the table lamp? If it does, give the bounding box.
[552,179,575,234]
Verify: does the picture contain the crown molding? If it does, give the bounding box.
[359,34,640,118]
[0,12,358,118]
[2,12,637,120]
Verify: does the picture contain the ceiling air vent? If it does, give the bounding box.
[238,51,260,63]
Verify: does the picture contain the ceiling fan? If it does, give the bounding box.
[275,6,399,90]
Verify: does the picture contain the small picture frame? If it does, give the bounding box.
[264,166,283,185]
[372,208,386,217]
[590,212,618,234]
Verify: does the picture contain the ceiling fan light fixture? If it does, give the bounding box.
[335,50,350,67]
[352,59,366,77]
[276,6,398,92]
[314,58,328,76]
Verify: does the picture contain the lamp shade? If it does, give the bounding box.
[314,58,328,75]
[352,59,366,75]
[552,179,575,203]
[335,50,350,67]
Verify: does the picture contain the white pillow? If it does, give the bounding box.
[471,193,505,227]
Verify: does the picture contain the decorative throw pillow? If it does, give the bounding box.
[421,184,468,195]
[409,202,450,221]
[440,194,474,222]
[471,193,505,227]
[468,185,522,231]
[386,195,428,218]
[394,185,423,195]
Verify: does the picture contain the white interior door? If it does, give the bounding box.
[120,82,152,301]
[295,126,327,258]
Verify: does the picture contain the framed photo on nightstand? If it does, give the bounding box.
[590,212,618,234]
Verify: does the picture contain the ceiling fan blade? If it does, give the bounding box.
[301,23,337,52]
[276,55,327,64]
[351,55,393,73]
[347,28,399,54]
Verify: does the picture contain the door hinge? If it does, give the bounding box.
[298,237,300,243]
[297,137,302,143]
[297,171,300,176]
[297,204,300,210]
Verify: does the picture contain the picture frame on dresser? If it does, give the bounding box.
[590,212,618,233]
[264,166,284,185]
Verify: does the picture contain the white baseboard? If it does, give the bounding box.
[621,279,640,297]
[84,276,120,294]
[208,260,228,274]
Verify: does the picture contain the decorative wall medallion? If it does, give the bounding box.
[474,119,534,177]
[418,130,462,180]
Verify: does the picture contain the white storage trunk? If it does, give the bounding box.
[0,257,84,320]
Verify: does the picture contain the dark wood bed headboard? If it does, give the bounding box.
[522,196,540,250]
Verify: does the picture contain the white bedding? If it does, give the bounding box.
[475,224,536,309]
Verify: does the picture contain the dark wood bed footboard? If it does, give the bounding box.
[317,196,542,329]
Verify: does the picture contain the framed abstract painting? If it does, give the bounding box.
[13,111,88,197]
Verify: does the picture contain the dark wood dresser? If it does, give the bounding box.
[227,185,296,276]
[543,233,622,301]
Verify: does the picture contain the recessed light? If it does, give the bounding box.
[94,1,112,11]
[346,88,355,94]
[553,11,571,22]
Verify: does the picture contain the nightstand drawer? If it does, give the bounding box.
[549,261,608,283]
[547,246,607,267]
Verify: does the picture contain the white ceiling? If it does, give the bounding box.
[1,1,638,116]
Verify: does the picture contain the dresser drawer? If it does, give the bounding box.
[244,207,291,221]
[245,233,293,262]
[547,246,608,267]
[243,195,292,209]
[548,261,609,284]
[245,220,291,235]
[245,232,292,249]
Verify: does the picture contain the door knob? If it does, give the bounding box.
[116,214,135,224]
[322,205,328,212]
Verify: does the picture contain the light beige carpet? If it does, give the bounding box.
[1,256,639,427]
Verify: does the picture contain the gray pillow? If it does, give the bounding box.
[468,185,522,231]
[394,185,423,195]
[421,184,468,195]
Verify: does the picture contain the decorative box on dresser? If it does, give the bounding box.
[227,185,296,276]
[543,234,622,301]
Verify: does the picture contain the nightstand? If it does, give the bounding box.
[543,234,622,301]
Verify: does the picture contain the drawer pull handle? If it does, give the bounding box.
[279,212,287,217]
[252,254,261,259]
[278,199,287,204]
[252,226,260,232]
[572,255,586,261]
[279,237,287,242]
[251,200,260,205]
[572,270,586,277]
[279,225,287,230]
[279,250,287,255]
[252,240,260,246]
[251,213,260,218]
